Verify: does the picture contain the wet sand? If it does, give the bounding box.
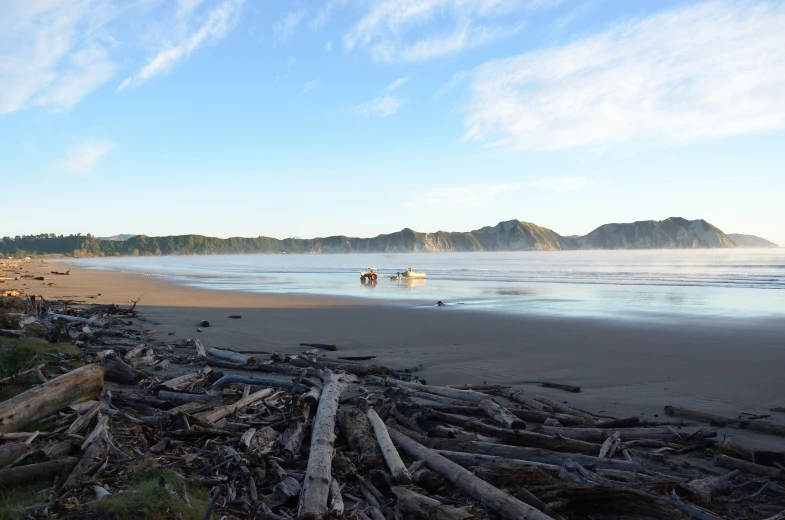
[5,259,785,430]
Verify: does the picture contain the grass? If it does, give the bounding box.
[0,338,77,401]
[91,469,211,520]
[0,480,52,520]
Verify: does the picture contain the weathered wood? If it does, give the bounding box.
[298,369,350,520]
[540,381,581,393]
[207,347,257,365]
[665,405,785,438]
[392,486,475,519]
[336,408,384,470]
[328,478,344,518]
[282,408,311,458]
[161,371,201,390]
[66,401,103,435]
[211,374,305,391]
[367,408,411,483]
[715,454,784,479]
[47,313,105,328]
[157,390,221,406]
[685,470,740,507]
[205,388,274,424]
[479,399,526,429]
[102,356,147,385]
[0,442,29,469]
[533,396,595,421]
[388,427,553,520]
[0,457,78,487]
[411,436,636,471]
[498,388,553,411]
[63,435,108,489]
[536,425,683,443]
[300,343,337,351]
[386,379,488,403]
[0,364,103,433]
[426,410,600,454]
[662,490,726,520]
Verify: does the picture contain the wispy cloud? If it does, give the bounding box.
[0,0,117,114]
[301,80,318,95]
[273,9,307,41]
[357,95,404,117]
[463,1,785,151]
[386,77,410,91]
[63,141,116,174]
[408,177,587,206]
[343,0,547,62]
[119,0,243,91]
[309,0,349,31]
[325,40,333,52]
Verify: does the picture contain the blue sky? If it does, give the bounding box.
[1,0,784,245]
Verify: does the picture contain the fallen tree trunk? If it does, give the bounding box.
[211,375,306,392]
[102,356,147,385]
[426,410,600,454]
[714,454,784,479]
[386,379,489,403]
[535,425,683,443]
[367,408,411,483]
[0,457,78,487]
[336,408,384,470]
[533,396,595,421]
[479,399,526,429]
[298,369,350,520]
[157,390,221,406]
[498,388,554,411]
[0,364,104,433]
[47,314,105,328]
[0,442,29,469]
[665,405,785,438]
[388,427,554,520]
[208,347,257,365]
[392,486,476,520]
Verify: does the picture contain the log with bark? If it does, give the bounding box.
[336,408,385,470]
[367,408,411,484]
[0,457,78,487]
[102,356,148,385]
[392,486,476,520]
[0,364,103,433]
[479,399,526,429]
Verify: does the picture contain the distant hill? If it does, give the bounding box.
[0,218,772,257]
[99,234,137,242]
[727,234,780,248]
[574,217,737,250]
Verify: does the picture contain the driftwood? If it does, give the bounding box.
[329,478,344,517]
[685,470,740,507]
[207,347,257,365]
[0,364,103,433]
[536,425,683,443]
[336,408,384,470]
[212,374,305,392]
[388,427,553,520]
[714,454,784,479]
[386,379,488,403]
[206,388,275,424]
[47,313,106,328]
[0,457,78,487]
[157,390,221,406]
[479,399,526,429]
[392,486,476,519]
[367,408,411,483]
[298,369,350,520]
[533,396,595,421]
[0,442,29,469]
[665,405,785,438]
[300,343,338,351]
[102,356,147,384]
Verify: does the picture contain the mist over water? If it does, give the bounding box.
[73,249,785,322]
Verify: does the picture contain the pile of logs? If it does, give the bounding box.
[0,297,784,520]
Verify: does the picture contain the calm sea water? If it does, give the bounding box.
[72,249,785,321]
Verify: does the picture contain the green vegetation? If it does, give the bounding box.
[0,480,52,520]
[0,338,76,401]
[91,469,210,520]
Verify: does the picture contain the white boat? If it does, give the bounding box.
[390,267,426,280]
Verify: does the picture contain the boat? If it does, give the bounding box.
[389,267,426,280]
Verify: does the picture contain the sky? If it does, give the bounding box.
[1,0,784,245]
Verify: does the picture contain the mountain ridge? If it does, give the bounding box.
[1,218,778,257]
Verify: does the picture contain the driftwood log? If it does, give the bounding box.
[0,457,78,487]
[665,405,785,438]
[336,408,384,470]
[367,408,411,483]
[479,399,526,429]
[392,486,475,519]
[0,364,103,433]
[297,369,350,520]
[388,427,554,520]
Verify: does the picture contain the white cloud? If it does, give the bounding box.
[358,95,404,117]
[273,9,307,41]
[0,0,117,114]
[463,1,785,151]
[386,77,410,91]
[408,177,587,206]
[309,0,349,31]
[120,0,243,90]
[301,80,318,95]
[63,141,116,174]
[343,0,535,62]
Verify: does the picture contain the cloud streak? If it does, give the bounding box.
[119,0,243,91]
[63,141,116,174]
[273,9,307,41]
[357,95,404,117]
[463,1,785,151]
[408,177,587,206]
[343,0,533,62]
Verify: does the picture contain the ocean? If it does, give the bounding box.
[71,249,785,322]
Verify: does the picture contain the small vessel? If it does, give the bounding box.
[390,267,427,280]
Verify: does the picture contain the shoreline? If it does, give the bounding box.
[4,259,785,445]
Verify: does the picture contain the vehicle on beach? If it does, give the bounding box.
[360,268,379,281]
[389,267,427,280]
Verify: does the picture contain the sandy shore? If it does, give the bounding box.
[4,258,785,435]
